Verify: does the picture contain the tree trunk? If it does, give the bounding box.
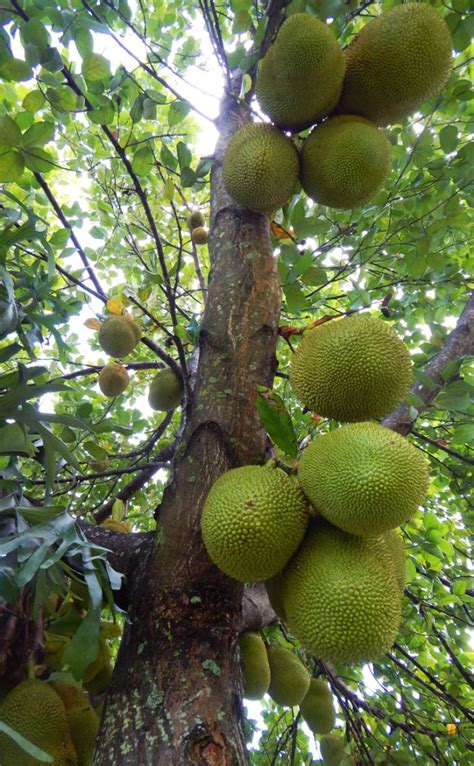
[94,92,282,764]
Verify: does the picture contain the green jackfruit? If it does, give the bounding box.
[338,4,452,126]
[300,116,392,209]
[191,227,208,245]
[201,464,309,582]
[256,14,345,131]
[50,683,99,766]
[265,571,287,621]
[98,362,129,397]
[98,316,141,358]
[298,422,429,536]
[0,679,77,765]
[384,528,407,593]
[222,123,299,213]
[299,678,335,735]
[289,315,412,422]
[83,663,113,695]
[187,210,205,229]
[239,633,271,700]
[148,368,184,411]
[281,520,401,663]
[267,645,310,706]
[320,733,347,765]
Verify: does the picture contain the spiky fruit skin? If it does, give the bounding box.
[98,362,129,397]
[222,124,299,214]
[289,315,412,422]
[98,316,140,358]
[338,4,452,126]
[0,679,77,765]
[281,520,401,664]
[191,226,208,245]
[49,683,99,766]
[266,646,310,706]
[187,210,205,229]
[320,733,347,765]
[299,678,335,735]
[201,465,309,582]
[148,368,184,411]
[256,14,345,131]
[298,422,429,536]
[265,571,287,621]
[384,528,407,593]
[239,633,271,700]
[300,115,391,209]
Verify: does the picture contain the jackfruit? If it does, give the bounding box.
[338,4,452,126]
[267,645,310,706]
[320,733,346,765]
[299,678,335,735]
[281,519,401,663]
[0,679,77,765]
[83,663,113,695]
[300,116,392,209]
[289,315,412,421]
[148,368,184,411]
[256,14,345,131]
[265,571,287,621]
[98,362,129,397]
[384,528,407,593]
[44,632,70,672]
[222,123,299,214]
[49,683,99,766]
[298,422,429,536]
[98,316,141,358]
[187,210,205,229]
[191,226,208,245]
[239,633,271,700]
[201,464,309,582]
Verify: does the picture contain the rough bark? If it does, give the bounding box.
[93,90,281,764]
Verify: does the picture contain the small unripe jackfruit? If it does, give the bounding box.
[98,362,129,397]
[49,683,99,766]
[222,123,299,214]
[239,633,271,700]
[191,226,208,245]
[320,733,346,766]
[148,368,184,411]
[298,422,429,536]
[299,678,335,735]
[338,4,452,126]
[187,210,205,229]
[201,464,309,582]
[98,316,140,358]
[267,645,310,706]
[300,116,392,209]
[289,315,412,422]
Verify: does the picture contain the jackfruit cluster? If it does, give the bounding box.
[187,210,209,245]
[338,3,452,126]
[98,315,141,359]
[256,14,345,131]
[289,315,412,422]
[239,632,270,700]
[298,422,429,537]
[300,116,392,209]
[148,367,184,411]
[98,362,129,397]
[222,123,299,214]
[299,678,336,735]
[266,645,310,706]
[201,464,309,582]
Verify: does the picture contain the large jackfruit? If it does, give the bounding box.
[222,123,299,214]
[98,316,141,358]
[298,422,429,536]
[0,679,77,765]
[98,362,129,397]
[265,571,287,621]
[338,4,452,126]
[148,368,184,411]
[320,733,347,765]
[49,683,99,766]
[300,116,392,209]
[256,14,345,131]
[267,645,310,706]
[299,677,335,735]
[289,315,412,422]
[201,464,309,582]
[280,520,402,664]
[239,633,271,700]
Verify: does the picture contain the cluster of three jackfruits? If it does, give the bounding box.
[223,5,452,213]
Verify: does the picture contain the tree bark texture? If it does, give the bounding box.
[93,92,281,764]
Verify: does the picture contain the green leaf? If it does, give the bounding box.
[20,19,50,49]
[22,147,55,173]
[39,46,64,73]
[0,423,36,457]
[439,125,458,153]
[0,116,21,147]
[0,149,25,182]
[21,121,55,147]
[434,380,472,412]
[256,389,298,458]
[180,166,196,187]
[18,505,66,524]
[84,441,108,461]
[131,146,154,176]
[168,100,190,127]
[22,90,46,112]
[0,58,33,82]
[0,722,53,763]
[177,141,192,171]
[81,53,111,82]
